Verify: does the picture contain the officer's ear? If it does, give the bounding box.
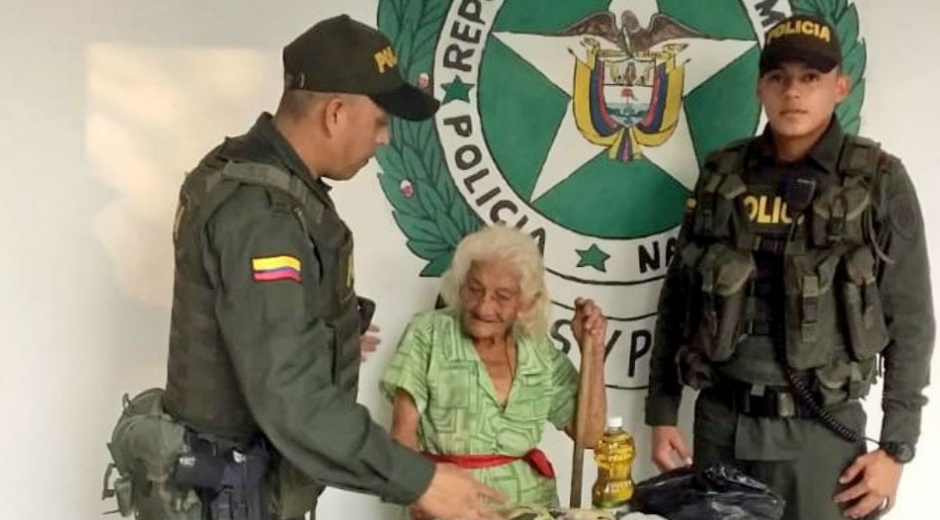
[834,71,850,103]
[321,95,346,135]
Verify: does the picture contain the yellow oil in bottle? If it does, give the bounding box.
[591,416,635,509]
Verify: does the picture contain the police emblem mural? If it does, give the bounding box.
[375,0,865,390]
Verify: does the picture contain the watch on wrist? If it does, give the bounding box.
[881,442,915,464]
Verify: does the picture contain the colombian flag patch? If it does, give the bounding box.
[251,255,301,283]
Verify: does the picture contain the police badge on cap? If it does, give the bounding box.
[760,15,842,75]
[283,14,440,121]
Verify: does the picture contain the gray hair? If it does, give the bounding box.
[440,225,550,338]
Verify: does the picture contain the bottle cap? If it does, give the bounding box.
[607,416,623,429]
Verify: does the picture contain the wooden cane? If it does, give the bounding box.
[569,333,596,509]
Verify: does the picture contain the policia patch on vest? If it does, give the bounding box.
[740,184,795,237]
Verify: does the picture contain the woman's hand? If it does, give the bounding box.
[571,297,607,357]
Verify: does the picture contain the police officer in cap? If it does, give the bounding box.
[645,14,934,520]
[163,14,505,520]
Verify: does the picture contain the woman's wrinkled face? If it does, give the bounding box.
[459,259,528,341]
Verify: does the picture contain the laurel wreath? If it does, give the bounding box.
[376,0,481,277]
[793,0,867,134]
[375,0,867,277]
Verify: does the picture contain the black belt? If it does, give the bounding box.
[709,380,815,419]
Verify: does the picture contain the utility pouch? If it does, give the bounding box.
[811,183,871,246]
[695,243,755,362]
[693,173,745,240]
[841,246,890,362]
[784,253,840,370]
[814,354,877,407]
[102,388,200,519]
[101,462,134,516]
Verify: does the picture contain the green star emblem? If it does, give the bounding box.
[441,75,474,104]
[576,244,610,272]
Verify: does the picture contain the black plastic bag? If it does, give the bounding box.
[631,463,785,520]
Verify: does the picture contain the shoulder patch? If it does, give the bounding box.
[251,255,301,283]
[888,193,921,242]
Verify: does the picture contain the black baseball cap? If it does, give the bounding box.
[283,14,440,121]
[759,15,842,75]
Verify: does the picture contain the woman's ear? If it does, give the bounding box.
[518,291,540,320]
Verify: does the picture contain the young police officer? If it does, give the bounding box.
[646,14,934,520]
[159,14,503,520]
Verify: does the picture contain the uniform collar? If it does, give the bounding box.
[752,117,845,176]
[807,118,844,175]
[250,113,332,194]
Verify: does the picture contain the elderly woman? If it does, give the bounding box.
[380,225,608,509]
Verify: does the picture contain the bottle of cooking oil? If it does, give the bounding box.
[591,416,635,509]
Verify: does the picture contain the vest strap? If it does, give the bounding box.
[838,135,882,177]
[801,275,820,342]
[221,161,326,225]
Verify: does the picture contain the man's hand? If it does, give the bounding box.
[361,324,381,362]
[651,425,693,472]
[408,505,433,520]
[835,449,902,519]
[412,463,507,520]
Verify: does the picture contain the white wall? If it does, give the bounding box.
[0,1,937,518]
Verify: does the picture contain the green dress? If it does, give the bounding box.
[381,309,580,508]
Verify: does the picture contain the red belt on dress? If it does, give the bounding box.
[422,448,556,479]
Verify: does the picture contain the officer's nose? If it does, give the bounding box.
[782,77,801,98]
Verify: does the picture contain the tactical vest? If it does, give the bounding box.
[164,145,362,441]
[677,135,891,404]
